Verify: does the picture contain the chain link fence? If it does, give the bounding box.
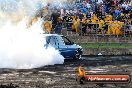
[55,22,132,50]
[61,22,132,37]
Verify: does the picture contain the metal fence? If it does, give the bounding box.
[60,22,132,37]
[53,22,132,48]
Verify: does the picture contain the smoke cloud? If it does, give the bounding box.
[0,0,67,22]
[0,0,65,69]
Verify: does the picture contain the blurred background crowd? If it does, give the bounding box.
[32,0,132,36]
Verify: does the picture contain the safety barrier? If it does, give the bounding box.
[60,22,132,38]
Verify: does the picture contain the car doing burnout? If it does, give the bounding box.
[43,34,83,59]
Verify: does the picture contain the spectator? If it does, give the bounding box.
[51,10,60,29]
[86,1,92,10]
[114,7,121,19]
[86,10,92,18]
[43,21,52,33]
[104,0,111,13]
[54,19,62,34]
[38,0,132,36]
[81,18,87,35]
[76,9,84,20]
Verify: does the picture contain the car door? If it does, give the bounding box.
[56,36,76,58]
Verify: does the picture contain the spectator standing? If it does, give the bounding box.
[76,10,84,20]
[54,19,63,34]
[51,10,60,29]
[114,7,121,20]
[86,10,92,18]
[86,1,92,10]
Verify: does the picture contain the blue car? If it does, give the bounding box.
[44,34,83,60]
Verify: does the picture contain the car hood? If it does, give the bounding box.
[66,44,82,49]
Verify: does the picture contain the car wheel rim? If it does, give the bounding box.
[75,54,81,59]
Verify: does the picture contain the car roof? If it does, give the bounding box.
[41,33,63,37]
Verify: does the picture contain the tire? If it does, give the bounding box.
[73,53,82,60]
[73,48,83,60]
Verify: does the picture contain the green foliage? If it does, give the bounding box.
[79,43,132,48]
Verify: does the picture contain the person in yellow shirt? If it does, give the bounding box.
[81,18,88,35]
[74,17,81,33]
[91,19,96,23]
[109,21,114,34]
[115,21,120,35]
[111,21,122,35]
[111,21,117,35]
[105,15,109,21]
[87,19,92,34]
[109,15,113,21]
[115,21,124,35]
[91,14,98,23]
[43,21,52,33]
[121,13,124,17]
[105,14,112,22]
[72,15,76,21]
[93,14,98,20]
[72,16,76,32]
[91,15,99,33]
[72,17,80,33]
[83,13,87,19]
[103,20,112,34]
[86,19,90,23]
[98,19,104,28]
[98,18,104,34]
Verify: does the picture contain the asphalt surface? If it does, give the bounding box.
[0,56,132,88]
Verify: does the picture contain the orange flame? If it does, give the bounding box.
[78,66,86,76]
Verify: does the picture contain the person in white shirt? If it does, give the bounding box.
[97,0,103,4]
[122,1,129,9]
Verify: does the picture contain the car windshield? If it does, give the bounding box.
[45,36,64,46]
[45,35,73,46]
[62,36,72,45]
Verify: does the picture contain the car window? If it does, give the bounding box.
[63,37,69,43]
[46,36,56,46]
[46,36,51,45]
[62,36,72,45]
[46,36,65,47]
[55,36,65,46]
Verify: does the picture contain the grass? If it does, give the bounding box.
[79,43,132,48]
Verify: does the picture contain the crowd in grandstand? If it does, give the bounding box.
[41,0,132,36]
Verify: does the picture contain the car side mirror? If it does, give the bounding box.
[70,42,74,45]
[65,42,74,45]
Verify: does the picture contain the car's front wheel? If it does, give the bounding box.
[73,49,82,60]
[74,53,82,60]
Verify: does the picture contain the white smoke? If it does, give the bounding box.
[0,0,65,69]
[42,0,67,7]
[0,18,64,69]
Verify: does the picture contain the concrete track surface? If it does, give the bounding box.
[0,56,132,88]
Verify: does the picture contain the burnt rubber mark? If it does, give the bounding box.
[0,83,19,88]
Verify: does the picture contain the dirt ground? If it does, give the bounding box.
[0,56,132,88]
